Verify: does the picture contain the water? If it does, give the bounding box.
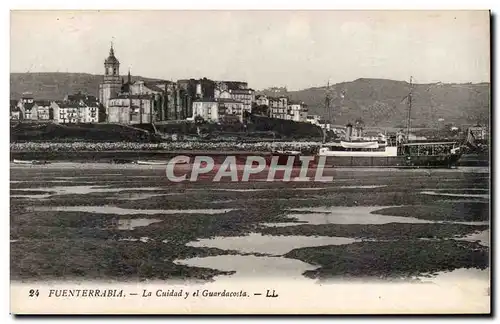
[11,194,52,199]
[119,236,153,242]
[117,219,162,230]
[112,193,181,201]
[174,255,319,282]
[31,206,235,215]
[455,230,490,247]
[186,232,358,255]
[284,206,435,225]
[420,191,489,199]
[339,185,387,189]
[14,185,164,196]
[214,189,266,192]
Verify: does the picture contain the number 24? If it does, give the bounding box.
[29,289,39,297]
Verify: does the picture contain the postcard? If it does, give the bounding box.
[10,9,490,315]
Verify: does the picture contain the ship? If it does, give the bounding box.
[274,77,470,168]
[316,77,469,168]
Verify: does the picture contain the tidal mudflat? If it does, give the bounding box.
[11,164,489,293]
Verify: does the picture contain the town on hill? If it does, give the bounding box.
[10,44,490,142]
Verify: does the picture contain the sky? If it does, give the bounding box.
[10,10,490,90]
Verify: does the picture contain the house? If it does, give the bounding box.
[10,100,21,120]
[287,101,308,122]
[190,99,219,122]
[255,95,269,107]
[51,101,81,124]
[53,93,100,123]
[269,96,288,119]
[216,98,244,121]
[17,92,35,119]
[228,88,255,114]
[32,100,53,120]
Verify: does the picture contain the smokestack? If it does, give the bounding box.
[346,123,353,140]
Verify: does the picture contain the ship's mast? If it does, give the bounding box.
[325,80,332,123]
[406,76,413,143]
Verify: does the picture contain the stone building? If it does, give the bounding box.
[98,44,122,110]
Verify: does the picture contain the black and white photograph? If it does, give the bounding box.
[8,9,491,315]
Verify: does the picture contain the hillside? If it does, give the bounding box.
[11,73,490,127]
[260,78,490,127]
[10,72,161,100]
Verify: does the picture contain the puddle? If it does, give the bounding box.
[420,191,489,199]
[339,185,388,189]
[111,193,181,201]
[260,222,306,228]
[186,233,358,255]
[215,189,266,192]
[294,188,327,191]
[285,206,435,225]
[118,236,152,242]
[117,220,162,230]
[446,221,489,226]
[15,186,164,196]
[11,194,52,199]
[174,255,319,282]
[455,230,490,247]
[31,206,235,215]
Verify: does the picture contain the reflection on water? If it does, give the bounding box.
[420,191,489,199]
[186,232,358,255]
[339,185,388,189]
[285,206,434,225]
[117,219,162,230]
[174,255,318,282]
[456,230,490,247]
[112,193,182,201]
[15,185,164,196]
[215,189,266,192]
[11,194,52,199]
[31,206,235,215]
[260,222,307,228]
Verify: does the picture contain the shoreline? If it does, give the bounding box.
[9,150,490,168]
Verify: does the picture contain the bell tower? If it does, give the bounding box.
[99,42,122,110]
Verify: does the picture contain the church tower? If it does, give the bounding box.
[98,43,122,110]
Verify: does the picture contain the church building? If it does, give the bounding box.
[98,44,122,110]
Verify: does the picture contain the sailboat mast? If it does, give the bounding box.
[406,76,413,142]
[325,80,332,123]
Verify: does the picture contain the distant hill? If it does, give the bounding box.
[11,73,490,127]
[259,78,490,127]
[10,72,161,100]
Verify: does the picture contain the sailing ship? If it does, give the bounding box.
[316,77,465,168]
